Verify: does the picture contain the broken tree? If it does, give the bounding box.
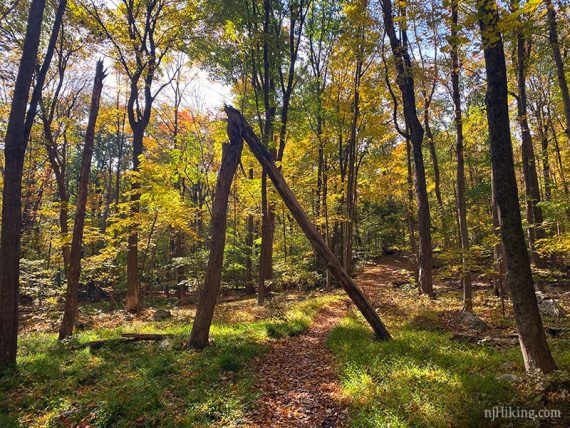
[188,106,390,349]
[188,119,244,349]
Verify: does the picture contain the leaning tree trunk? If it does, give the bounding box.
[478,0,556,373]
[189,128,244,349]
[0,0,47,367]
[225,105,391,340]
[450,0,472,312]
[59,61,105,340]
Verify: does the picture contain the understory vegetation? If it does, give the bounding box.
[0,295,339,426]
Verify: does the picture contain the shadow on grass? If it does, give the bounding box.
[327,313,570,427]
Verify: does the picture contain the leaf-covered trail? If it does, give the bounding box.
[246,301,350,427]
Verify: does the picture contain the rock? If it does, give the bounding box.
[159,338,173,350]
[538,299,566,318]
[460,311,487,331]
[498,373,522,384]
[124,313,134,321]
[535,291,549,304]
[545,327,569,337]
[152,309,172,321]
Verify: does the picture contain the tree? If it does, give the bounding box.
[83,0,189,311]
[379,0,433,296]
[0,0,66,367]
[545,0,570,145]
[188,119,244,349]
[511,0,545,265]
[59,60,106,339]
[477,0,556,373]
[449,0,473,312]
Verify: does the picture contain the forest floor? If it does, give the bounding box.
[246,300,349,427]
[2,255,570,427]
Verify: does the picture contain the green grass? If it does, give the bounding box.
[328,309,570,428]
[0,294,338,427]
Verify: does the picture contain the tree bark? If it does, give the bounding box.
[245,168,255,294]
[478,0,556,373]
[59,61,105,340]
[513,10,545,264]
[450,0,473,312]
[126,126,144,312]
[545,0,570,145]
[380,0,433,296]
[188,125,244,349]
[345,55,362,273]
[225,105,391,340]
[0,0,48,368]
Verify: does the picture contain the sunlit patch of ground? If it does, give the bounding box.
[330,255,570,427]
[0,292,338,427]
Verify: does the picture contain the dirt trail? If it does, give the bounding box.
[246,301,349,427]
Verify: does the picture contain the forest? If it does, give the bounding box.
[0,0,569,426]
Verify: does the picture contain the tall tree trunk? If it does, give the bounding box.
[406,137,418,282]
[424,109,449,248]
[491,184,506,303]
[258,170,275,304]
[545,0,570,145]
[245,168,255,294]
[126,126,144,312]
[59,61,105,339]
[546,103,570,203]
[2,0,67,355]
[513,12,545,264]
[541,130,551,202]
[225,105,391,340]
[345,57,362,273]
[478,0,556,373]
[0,0,55,367]
[380,0,433,296]
[188,130,244,349]
[450,0,472,312]
[257,0,276,305]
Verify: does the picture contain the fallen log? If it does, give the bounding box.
[224,105,391,340]
[121,333,176,340]
[75,333,176,349]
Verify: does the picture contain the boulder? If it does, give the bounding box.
[152,309,173,321]
[538,298,566,318]
[460,311,487,331]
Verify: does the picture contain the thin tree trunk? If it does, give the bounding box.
[225,105,391,340]
[258,170,275,304]
[478,0,556,373]
[380,0,433,296]
[59,61,105,339]
[450,0,472,312]
[545,0,570,145]
[345,56,362,273]
[245,168,255,294]
[126,126,144,312]
[188,130,244,349]
[513,12,545,264]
